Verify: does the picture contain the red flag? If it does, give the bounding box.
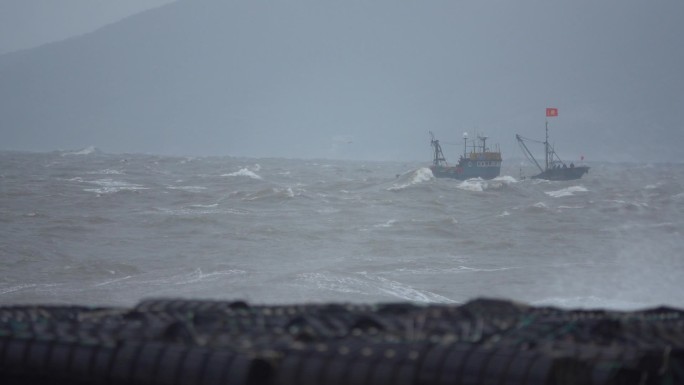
[546,108,558,117]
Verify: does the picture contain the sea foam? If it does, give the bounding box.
[545,185,588,198]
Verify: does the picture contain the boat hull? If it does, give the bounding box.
[431,163,501,180]
[532,166,589,181]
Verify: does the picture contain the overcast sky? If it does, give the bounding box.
[1,0,683,162]
[0,0,174,54]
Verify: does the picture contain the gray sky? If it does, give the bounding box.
[0,0,174,54]
[1,0,683,162]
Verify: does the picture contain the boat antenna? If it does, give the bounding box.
[463,132,468,157]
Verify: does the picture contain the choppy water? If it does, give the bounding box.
[1,148,683,310]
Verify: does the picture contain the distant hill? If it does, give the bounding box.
[1,0,682,161]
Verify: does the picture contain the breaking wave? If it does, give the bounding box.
[387,168,433,191]
[83,178,147,194]
[222,168,262,180]
[457,175,517,192]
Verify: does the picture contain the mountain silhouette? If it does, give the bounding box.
[1,0,682,161]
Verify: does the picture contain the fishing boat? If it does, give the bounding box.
[429,131,502,180]
[516,110,589,180]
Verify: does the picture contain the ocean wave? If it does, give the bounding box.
[126,268,247,287]
[600,199,650,213]
[88,169,123,175]
[296,272,368,294]
[0,283,38,295]
[387,168,433,191]
[456,176,518,192]
[545,186,588,198]
[222,168,262,180]
[393,265,516,275]
[167,185,208,192]
[522,202,550,213]
[172,268,247,285]
[155,205,249,216]
[296,271,455,303]
[243,187,300,201]
[83,178,147,194]
[457,178,486,192]
[360,272,456,303]
[373,219,397,228]
[94,276,133,287]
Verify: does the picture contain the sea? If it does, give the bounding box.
[1,147,683,311]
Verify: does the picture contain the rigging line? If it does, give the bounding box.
[516,135,545,145]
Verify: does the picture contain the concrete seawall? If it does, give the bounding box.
[1,298,682,384]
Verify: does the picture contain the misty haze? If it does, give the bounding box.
[2,2,684,383]
[1,0,683,314]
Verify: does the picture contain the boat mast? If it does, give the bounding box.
[430,131,447,167]
[545,120,549,171]
[478,135,488,153]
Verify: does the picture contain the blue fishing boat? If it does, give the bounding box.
[429,131,502,180]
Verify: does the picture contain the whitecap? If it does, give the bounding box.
[545,185,588,198]
[457,178,485,192]
[493,175,518,184]
[532,202,548,209]
[222,168,262,180]
[388,168,433,191]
